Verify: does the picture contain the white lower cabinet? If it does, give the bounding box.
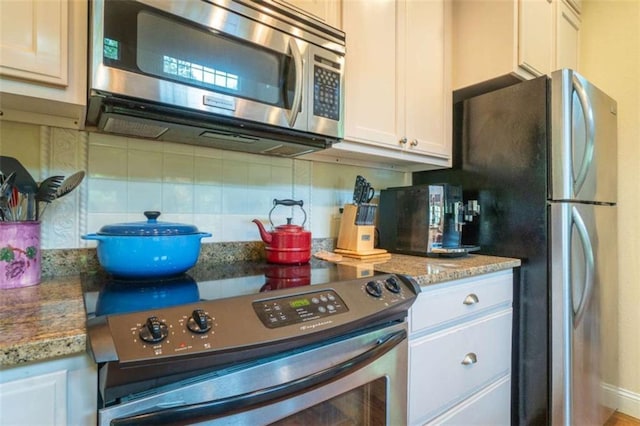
[408,270,513,425]
[0,353,96,426]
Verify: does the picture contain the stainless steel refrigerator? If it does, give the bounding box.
[413,69,618,425]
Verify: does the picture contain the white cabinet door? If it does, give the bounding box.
[0,0,87,129]
[0,0,68,86]
[556,0,581,71]
[305,0,451,171]
[401,0,451,159]
[0,370,67,426]
[343,0,400,148]
[0,354,97,426]
[425,374,511,425]
[518,0,554,77]
[278,0,341,28]
[408,309,513,424]
[453,0,555,89]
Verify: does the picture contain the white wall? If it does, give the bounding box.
[0,121,407,248]
[580,0,640,418]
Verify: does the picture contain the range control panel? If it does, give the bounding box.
[253,290,348,329]
[88,273,419,365]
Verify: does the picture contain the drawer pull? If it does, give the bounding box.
[461,352,478,365]
[463,293,479,305]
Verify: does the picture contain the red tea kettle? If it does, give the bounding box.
[253,199,311,264]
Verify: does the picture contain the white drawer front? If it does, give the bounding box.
[425,374,511,425]
[411,270,513,335]
[408,309,512,424]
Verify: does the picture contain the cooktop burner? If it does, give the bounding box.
[81,259,381,318]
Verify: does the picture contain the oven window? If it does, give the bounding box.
[270,377,387,425]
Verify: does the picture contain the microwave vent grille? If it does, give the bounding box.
[101,116,169,139]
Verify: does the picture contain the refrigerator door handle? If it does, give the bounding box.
[572,75,596,196]
[571,206,595,328]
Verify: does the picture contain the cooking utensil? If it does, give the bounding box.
[35,175,64,220]
[55,170,85,200]
[81,211,212,278]
[252,199,311,264]
[37,171,86,219]
[0,156,38,220]
[0,172,16,221]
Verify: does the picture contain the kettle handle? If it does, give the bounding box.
[269,199,307,228]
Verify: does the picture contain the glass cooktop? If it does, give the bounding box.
[81,259,381,318]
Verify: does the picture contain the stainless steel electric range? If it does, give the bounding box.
[82,259,420,425]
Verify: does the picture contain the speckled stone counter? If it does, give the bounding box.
[0,251,519,368]
[362,253,521,286]
[0,275,86,367]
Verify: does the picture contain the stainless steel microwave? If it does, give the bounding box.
[86,0,345,157]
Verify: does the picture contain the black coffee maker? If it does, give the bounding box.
[378,183,480,257]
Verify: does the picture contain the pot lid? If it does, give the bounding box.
[275,218,307,233]
[97,211,200,236]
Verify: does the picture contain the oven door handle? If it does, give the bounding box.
[110,329,407,426]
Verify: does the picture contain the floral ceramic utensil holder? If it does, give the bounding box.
[0,222,41,289]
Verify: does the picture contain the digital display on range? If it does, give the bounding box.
[289,299,310,308]
[252,290,349,329]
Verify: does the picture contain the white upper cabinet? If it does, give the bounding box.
[278,0,342,28]
[556,0,581,71]
[0,0,87,129]
[453,0,579,91]
[304,0,452,171]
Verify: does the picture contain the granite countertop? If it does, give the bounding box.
[0,253,519,368]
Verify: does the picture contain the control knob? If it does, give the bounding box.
[139,316,168,343]
[365,280,383,298]
[187,309,213,333]
[385,276,401,293]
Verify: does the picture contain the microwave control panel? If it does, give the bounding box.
[313,56,341,121]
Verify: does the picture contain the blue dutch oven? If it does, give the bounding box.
[82,211,212,278]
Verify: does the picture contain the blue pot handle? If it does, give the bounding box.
[198,232,213,239]
[81,233,106,241]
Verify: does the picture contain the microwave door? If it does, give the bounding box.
[92,0,310,132]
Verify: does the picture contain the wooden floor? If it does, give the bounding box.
[605,411,640,426]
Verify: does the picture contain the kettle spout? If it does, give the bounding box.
[252,219,272,244]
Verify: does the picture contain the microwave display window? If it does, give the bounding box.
[102,1,295,109]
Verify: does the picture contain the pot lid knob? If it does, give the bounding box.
[144,211,161,223]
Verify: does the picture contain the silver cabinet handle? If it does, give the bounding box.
[461,352,478,365]
[410,139,418,147]
[399,137,408,145]
[463,293,479,305]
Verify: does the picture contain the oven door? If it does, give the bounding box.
[91,0,310,132]
[99,322,408,426]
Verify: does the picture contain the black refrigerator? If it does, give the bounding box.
[413,69,618,426]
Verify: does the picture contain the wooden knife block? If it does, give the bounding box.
[337,204,375,253]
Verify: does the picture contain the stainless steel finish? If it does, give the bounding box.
[98,322,409,426]
[461,352,478,365]
[550,69,618,426]
[550,69,618,203]
[550,202,618,426]
[463,294,479,305]
[88,0,345,157]
[399,137,408,145]
[287,39,303,128]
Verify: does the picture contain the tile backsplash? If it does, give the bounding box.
[0,121,408,249]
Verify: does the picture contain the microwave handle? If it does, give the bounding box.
[287,38,303,128]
